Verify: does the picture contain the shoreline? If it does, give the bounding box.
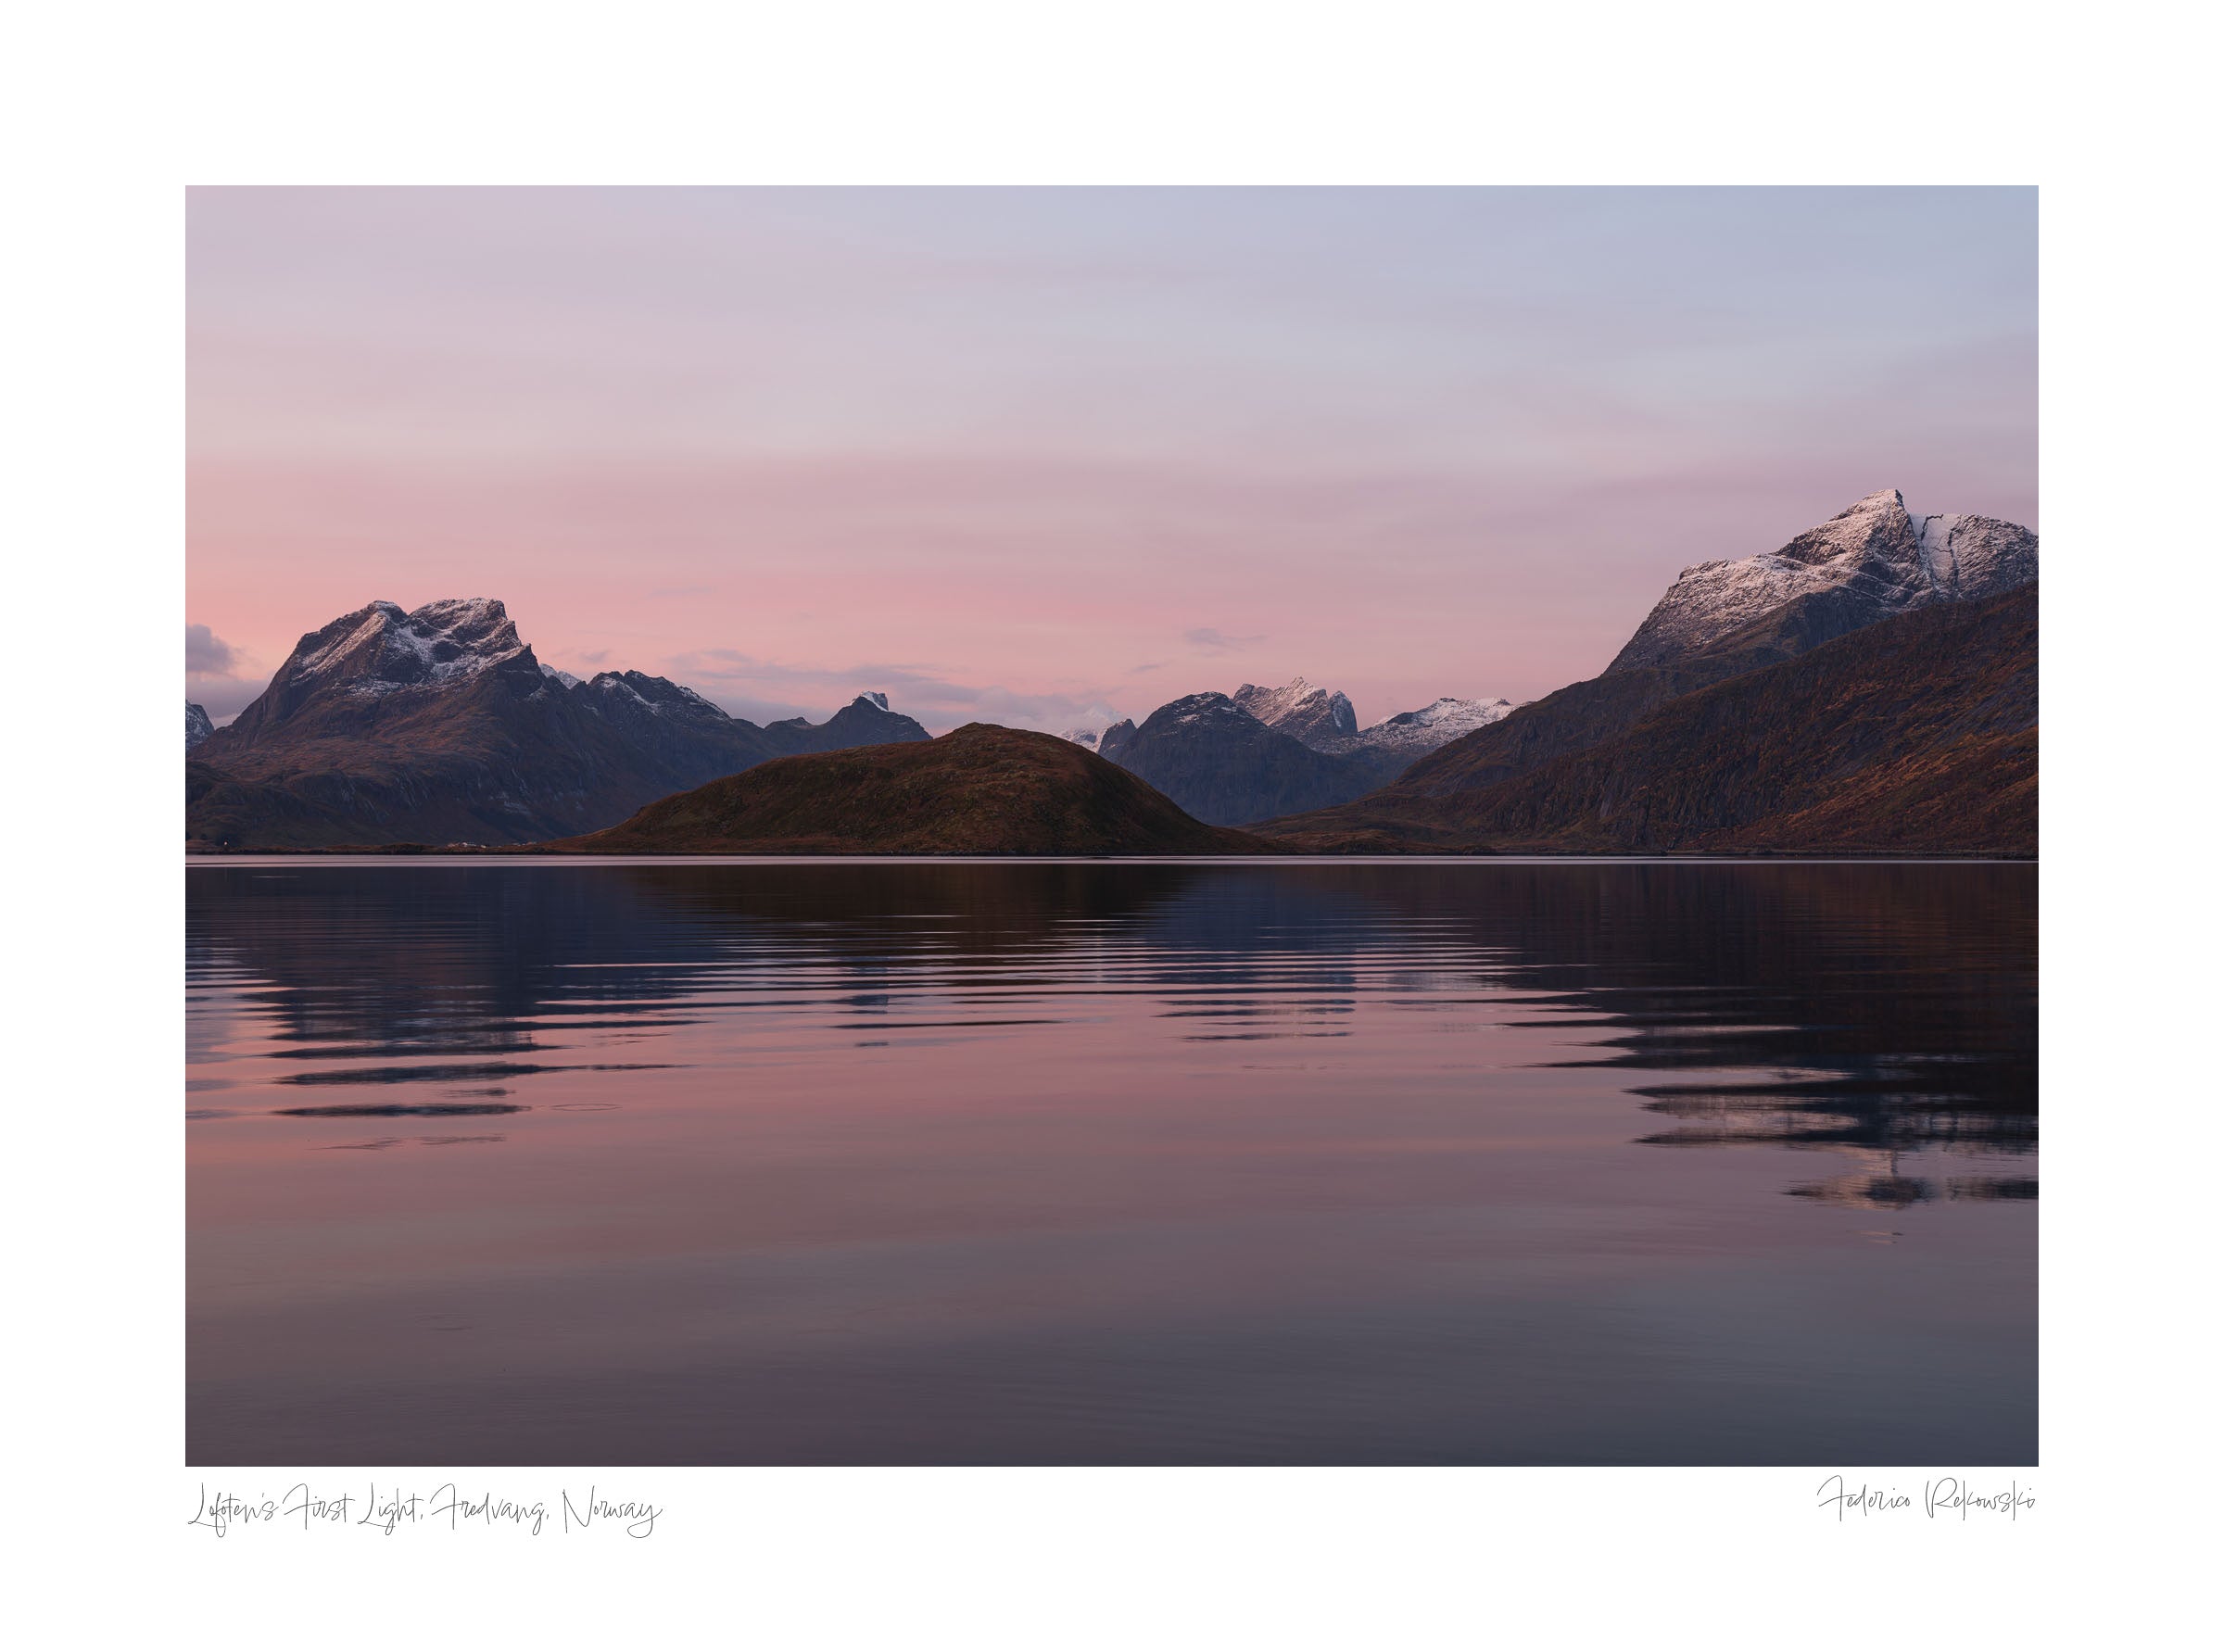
[186,851,2040,867]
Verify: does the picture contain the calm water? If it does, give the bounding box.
[187,859,2037,1465]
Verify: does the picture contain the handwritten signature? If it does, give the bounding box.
[186,1482,662,1538]
[1816,1475,2036,1521]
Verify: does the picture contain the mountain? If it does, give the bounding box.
[1232,677,1358,745]
[1257,585,2037,855]
[1610,487,2035,673]
[185,700,213,750]
[1058,728,1101,751]
[1101,676,1517,824]
[186,598,929,849]
[554,724,1273,855]
[1361,489,2039,807]
[1351,695,1514,758]
[1093,692,1387,826]
[760,690,930,755]
[1232,676,1512,760]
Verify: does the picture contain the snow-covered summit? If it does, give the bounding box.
[1233,677,1358,745]
[1227,675,1512,762]
[287,597,534,698]
[1609,489,2038,673]
[1059,728,1102,751]
[1355,696,1515,757]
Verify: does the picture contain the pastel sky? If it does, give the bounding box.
[187,186,2037,730]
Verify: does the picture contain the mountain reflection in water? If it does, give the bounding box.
[188,859,2036,1465]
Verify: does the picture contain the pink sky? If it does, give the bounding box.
[187,187,2037,730]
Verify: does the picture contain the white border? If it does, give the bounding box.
[9,1,2214,1645]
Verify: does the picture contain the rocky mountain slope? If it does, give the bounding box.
[556,725,1272,855]
[1258,584,2037,855]
[187,598,927,849]
[185,700,213,750]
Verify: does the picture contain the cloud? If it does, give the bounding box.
[185,624,238,675]
[1182,627,1264,656]
[186,623,265,719]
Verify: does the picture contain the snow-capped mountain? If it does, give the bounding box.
[188,597,928,848]
[1058,728,1101,751]
[1610,488,2038,673]
[1231,675,1515,762]
[1233,677,1357,746]
[1381,488,2041,805]
[217,598,548,745]
[1355,696,1514,757]
[185,700,214,750]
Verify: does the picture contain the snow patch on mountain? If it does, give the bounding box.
[185,700,214,750]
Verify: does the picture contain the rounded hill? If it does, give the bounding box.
[554,724,1277,855]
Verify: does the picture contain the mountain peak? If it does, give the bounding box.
[285,596,530,697]
[1610,491,2037,674]
[1233,677,1358,742]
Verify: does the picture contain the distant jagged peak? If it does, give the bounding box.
[185,700,214,750]
[1356,695,1516,756]
[1096,716,1139,763]
[1153,690,1261,730]
[575,668,731,722]
[1232,676,1358,743]
[858,691,890,711]
[1058,727,1101,750]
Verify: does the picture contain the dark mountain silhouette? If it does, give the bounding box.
[185,700,214,750]
[555,724,1273,855]
[1094,692,1390,826]
[186,598,927,849]
[1260,584,2036,855]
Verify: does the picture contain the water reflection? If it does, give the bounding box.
[188,860,2036,1465]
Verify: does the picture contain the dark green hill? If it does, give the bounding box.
[553,724,1277,855]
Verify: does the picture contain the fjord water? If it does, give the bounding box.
[187,860,2036,1465]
